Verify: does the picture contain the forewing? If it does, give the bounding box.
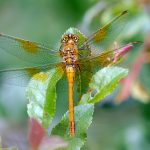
[79,11,128,52]
[0,33,62,66]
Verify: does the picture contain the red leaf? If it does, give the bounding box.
[29,118,45,150]
[118,50,146,100]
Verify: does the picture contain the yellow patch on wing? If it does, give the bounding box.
[27,68,41,76]
[27,68,48,81]
[16,38,38,53]
[33,72,49,81]
[94,24,110,42]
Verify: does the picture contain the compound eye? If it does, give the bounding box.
[62,35,68,43]
[73,35,79,43]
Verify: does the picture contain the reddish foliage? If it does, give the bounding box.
[28,118,45,150]
[119,51,146,100]
[113,43,134,63]
[118,33,150,101]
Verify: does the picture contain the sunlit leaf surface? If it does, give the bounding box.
[80,67,128,104]
[27,67,64,129]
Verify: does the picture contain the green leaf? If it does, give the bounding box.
[51,104,94,150]
[80,66,128,104]
[27,67,64,129]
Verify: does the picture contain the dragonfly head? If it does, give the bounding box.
[61,34,79,44]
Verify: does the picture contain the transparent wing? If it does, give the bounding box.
[76,42,138,96]
[0,33,62,66]
[0,63,64,87]
[75,62,92,98]
[79,11,128,53]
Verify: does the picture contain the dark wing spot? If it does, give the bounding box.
[94,24,110,42]
[27,68,49,81]
[27,68,41,76]
[16,38,39,53]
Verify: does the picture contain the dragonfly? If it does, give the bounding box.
[0,10,136,136]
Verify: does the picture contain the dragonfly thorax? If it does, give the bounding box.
[60,34,79,66]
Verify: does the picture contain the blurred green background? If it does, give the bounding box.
[0,0,150,149]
